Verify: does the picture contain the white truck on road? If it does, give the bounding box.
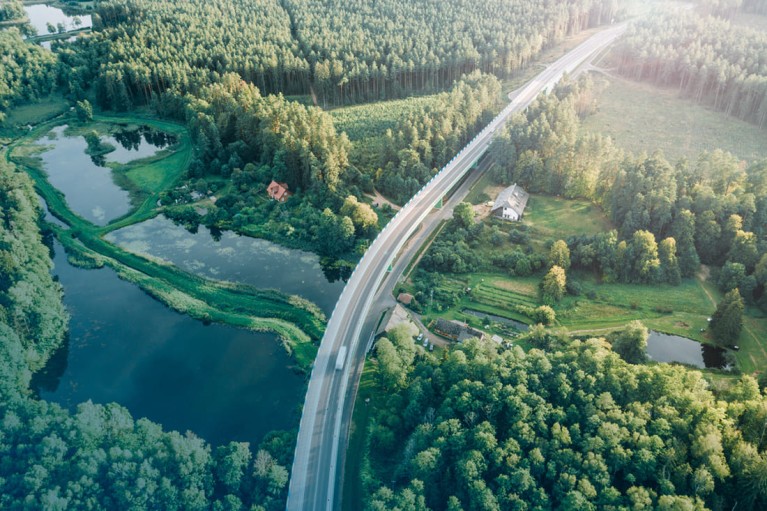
[335,346,348,371]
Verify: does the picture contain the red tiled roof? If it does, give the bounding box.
[397,293,414,305]
[267,180,292,201]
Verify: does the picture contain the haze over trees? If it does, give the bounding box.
[613,10,767,127]
[86,0,621,108]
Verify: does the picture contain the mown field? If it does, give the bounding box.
[522,194,613,244]
[582,73,767,163]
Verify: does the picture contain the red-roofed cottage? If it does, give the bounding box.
[267,180,292,202]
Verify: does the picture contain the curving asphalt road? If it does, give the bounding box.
[287,22,627,511]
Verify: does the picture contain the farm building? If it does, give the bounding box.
[433,318,485,342]
[492,184,529,221]
[267,180,293,202]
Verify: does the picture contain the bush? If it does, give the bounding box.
[566,280,582,296]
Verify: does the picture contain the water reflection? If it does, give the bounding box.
[32,242,305,447]
[106,215,344,314]
[30,124,173,225]
[646,331,728,369]
[23,4,92,37]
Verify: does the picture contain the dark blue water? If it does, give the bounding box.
[33,242,305,447]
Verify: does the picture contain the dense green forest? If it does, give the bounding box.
[612,10,767,126]
[4,0,767,508]
[0,0,24,23]
[489,77,767,308]
[84,0,620,108]
[374,72,501,202]
[0,160,292,510]
[0,29,57,123]
[0,160,67,393]
[361,334,767,510]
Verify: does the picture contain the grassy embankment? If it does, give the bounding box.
[341,361,377,511]
[8,113,325,368]
[0,93,70,144]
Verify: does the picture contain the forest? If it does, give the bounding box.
[3,0,767,509]
[611,9,767,126]
[361,333,767,510]
[488,76,767,310]
[0,28,57,123]
[83,0,620,108]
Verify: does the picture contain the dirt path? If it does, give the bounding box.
[696,266,717,308]
[366,189,401,211]
[566,326,621,336]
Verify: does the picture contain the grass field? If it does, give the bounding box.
[522,194,613,240]
[0,94,70,143]
[409,187,767,374]
[582,73,767,163]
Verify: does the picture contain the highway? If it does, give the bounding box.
[287,22,627,511]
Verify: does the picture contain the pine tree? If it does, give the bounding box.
[710,289,745,346]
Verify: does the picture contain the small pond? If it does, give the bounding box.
[23,4,92,37]
[32,242,305,447]
[646,331,729,369]
[463,308,529,331]
[31,124,173,225]
[105,215,346,315]
[105,124,177,164]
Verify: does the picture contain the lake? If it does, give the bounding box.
[646,331,729,369]
[106,215,346,315]
[32,242,306,447]
[32,124,173,225]
[23,4,92,37]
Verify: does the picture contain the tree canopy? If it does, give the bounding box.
[362,336,767,510]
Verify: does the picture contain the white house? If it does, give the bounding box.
[491,184,529,221]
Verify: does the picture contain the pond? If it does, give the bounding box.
[32,242,305,447]
[23,4,92,37]
[105,215,346,315]
[646,331,729,369]
[32,124,173,225]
